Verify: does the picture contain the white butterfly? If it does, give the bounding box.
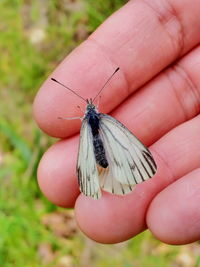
[51,68,157,199]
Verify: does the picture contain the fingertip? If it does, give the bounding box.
[74,193,136,244]
[147,169,200,245]
[37,136,80,208]
[74,183,156,244]
[33,79,81,138]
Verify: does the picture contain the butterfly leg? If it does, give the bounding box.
[58,116,83,120]
[77,105,85,115]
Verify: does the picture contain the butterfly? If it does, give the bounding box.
[51,68,157,199]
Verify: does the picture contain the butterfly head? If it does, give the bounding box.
[86,98,95,108]
[86,98,97,112]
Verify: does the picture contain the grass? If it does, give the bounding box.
[0,0,200,266]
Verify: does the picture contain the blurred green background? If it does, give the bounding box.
[0,0,200,266]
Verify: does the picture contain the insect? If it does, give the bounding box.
[51,68,157,199]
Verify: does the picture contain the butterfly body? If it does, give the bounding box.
[77,100,157,199]
[85,100,108,169]
[51,68,157,199]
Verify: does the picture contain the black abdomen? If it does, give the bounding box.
[87,110,108,168]
[93,135,108,168]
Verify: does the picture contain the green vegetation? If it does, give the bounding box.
[0,0,199,266]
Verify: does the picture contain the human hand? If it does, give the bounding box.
[33,0,200,244]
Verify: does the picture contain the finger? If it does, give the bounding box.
[112,45,200,145]
[147,169,200,245]
[75,115,200,243]
[33,0,200,138]
[38,115,200,243]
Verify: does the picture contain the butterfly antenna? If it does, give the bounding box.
[51,78,87,103]
[92,67,120,102]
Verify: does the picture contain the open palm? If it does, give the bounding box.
[33,0,200,244]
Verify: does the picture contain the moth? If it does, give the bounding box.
[51,68,157,199]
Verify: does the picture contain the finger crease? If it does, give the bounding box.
[142,0,185,57]
[175,64,200,115]
[151,147,175,184]
[165,64,200,121]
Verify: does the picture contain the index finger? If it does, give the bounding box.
[33,0,200,138]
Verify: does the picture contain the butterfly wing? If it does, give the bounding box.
[77,118,101,199]
[98,114,157,195]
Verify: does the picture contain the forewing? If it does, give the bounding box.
[77,119,101,199]
[98,114,157,194]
